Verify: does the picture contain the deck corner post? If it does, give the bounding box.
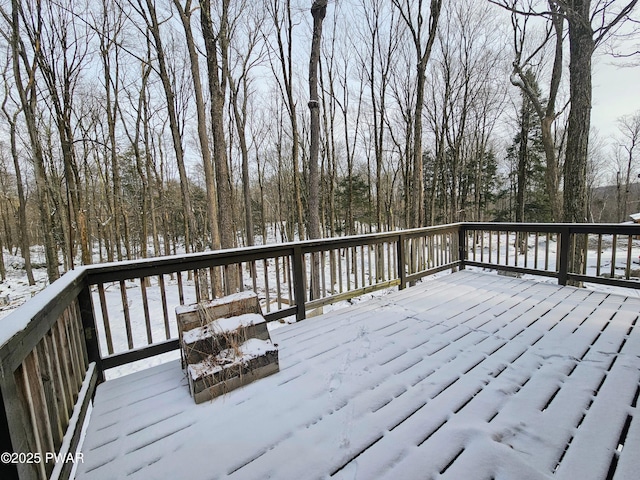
[558,227,570,286]
[458,226,466,270]
[397,234,407,290]
[77,284,105,383]
[292,246,306,321]
[0,374,38,480]
[0,380,20,480]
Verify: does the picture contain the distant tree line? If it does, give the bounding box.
[0,0,637,284]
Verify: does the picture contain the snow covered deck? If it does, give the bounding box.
[76,271,640,480]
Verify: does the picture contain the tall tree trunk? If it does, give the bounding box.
[173,0,221,253]
[142,0,199,254]
[562,0,594,281]
[308,0,326,241]
[10,0,59,282]
[201,0,239,293]
[308,0,327,301]
[394,0,442,228]
[3,107,35,284]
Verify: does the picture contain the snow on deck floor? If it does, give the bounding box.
[76,271,640,480]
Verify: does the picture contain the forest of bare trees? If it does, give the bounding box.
[0,0,638,284]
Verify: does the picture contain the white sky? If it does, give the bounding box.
[592,55,640,140]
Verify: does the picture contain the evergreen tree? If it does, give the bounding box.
[506,70,550,225]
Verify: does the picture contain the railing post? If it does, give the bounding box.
[0,382,19,480]
[77,284,105,383]
[397,234,407,290]
[558,227,570,286]
[458,225,466,270]
[292,246,307,321]
[0,375,37,480]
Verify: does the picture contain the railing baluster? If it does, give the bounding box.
[330,249,336,294]
[177,271,184,305]
[36,341,62,451]
[17,359,48,479]
[263,259,271,313]
[97,284,113,355]
[361,245,366,287]
[292,245,306,321]
[194,270,201,302]
[626,235,633,280]
[611,234,618,279]
[120,281,133,350]
[596,234,603,277]
[63,310,82,389]
[488,231,493,264]
[158,274,171,340]
[368,244,373,286]
[48,330,70,424]
[545,232,550,271]
[346,247,351,291]
[53,321,74,413]
[140,278,152,345]
[275,257,282,309]
[286,255,293,303]
[321,251,327,298]
[252,261,259,295]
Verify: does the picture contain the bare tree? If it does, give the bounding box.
[201,0,240,293]
[615,111,640,220]
[1,67,35,284]
[392,0,442,227]
[131,0,200,254]
[3,0,60,282]
[265,0,305,239]
[172,0,221,254]
[507,0,565,221]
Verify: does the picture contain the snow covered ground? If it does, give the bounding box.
[0,249,51,319]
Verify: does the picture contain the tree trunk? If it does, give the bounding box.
[394,0,442,228]
[143,0,198,254]
[201,0,239,293]
[308,0,327,300]
[5,109,35,284]
[562,0,594,282]
[173,0,221,256]
[10,0,59,282]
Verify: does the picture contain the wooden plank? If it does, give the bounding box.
[75,272,640,480]
[47,330,70,425]
[19,352,51,479]
[0,373,39,480]
[52,321,74,417]
[61,311,82,392]
[36,340,63,450]
[50,363,98,480]
[102,339,180,370]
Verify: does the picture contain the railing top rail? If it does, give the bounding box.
[84,224,463,283]
[3,221,637,368]
[0,268,87,371]
[462,222,640,234]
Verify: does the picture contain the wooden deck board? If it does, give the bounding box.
[76,271,640,480]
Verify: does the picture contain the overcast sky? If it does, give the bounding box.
[592,52,640,141]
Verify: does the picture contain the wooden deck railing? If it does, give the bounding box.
[0,222,638,479]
